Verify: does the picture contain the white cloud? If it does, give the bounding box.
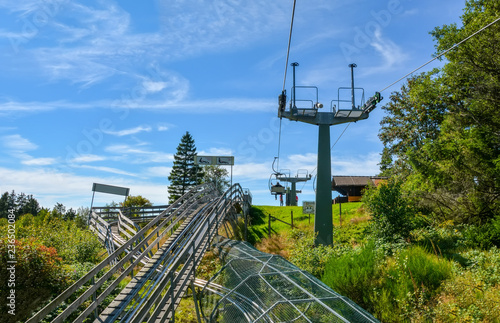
[233,162,270,180]
[143,81,168,93]
[144,166,172,178]
[21,157,57,166]
[366,27,408,73]
[105,144,173,163]
[198,147,233,156]
[1,134,37,151]
[332,152,381,176]
[103,125,152,137]
[75,165,139,177]
[0,97,274,116]
[70,154,107,163]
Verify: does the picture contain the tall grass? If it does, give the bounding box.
[322,243,453,322]
[373,246,452,322]
[322,241,378,310]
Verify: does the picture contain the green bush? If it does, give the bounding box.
[412,225,465,261]
[0,238,70,322]
[433,247,500,321]
[332,221,370,246]
[9,213,102,264]
[362,179,415,244]
[461,216,500,249]
[288,229,342,278]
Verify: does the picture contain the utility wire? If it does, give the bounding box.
[379,16,500,93]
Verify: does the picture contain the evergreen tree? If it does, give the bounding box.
[0,191,40,219]
[167,132,204,203]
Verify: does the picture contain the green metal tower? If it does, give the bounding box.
[278,63,382,245]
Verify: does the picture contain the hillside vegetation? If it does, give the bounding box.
[249,201,500,322]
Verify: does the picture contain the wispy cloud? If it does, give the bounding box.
[332,152,381,176]
[75,164,139,177]
[159,1,288,58]
[0,97,275,115]
[198,147,233,156]
[1,134,37,151]
[69,154,107,163]
[144,166,172,178]
[103,125,152,137]
[105,144,173,163]
[21,157,57,166]
[364,27,408,75]
[157,125,169,132]
[0,1,290,90]
[233,162,270,180]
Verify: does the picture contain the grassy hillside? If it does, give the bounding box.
[246,201,500,322]
[247,203,368,245]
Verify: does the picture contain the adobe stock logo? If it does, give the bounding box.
[340,0,408,62]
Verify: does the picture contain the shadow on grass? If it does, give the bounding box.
[246,206,268,245]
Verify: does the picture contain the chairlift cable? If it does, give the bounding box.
[282,0,297,92]
[276,0,297,173]
[378,16,500,94]
[331,123,350,150]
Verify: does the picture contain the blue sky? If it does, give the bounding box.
[0,0,464,209]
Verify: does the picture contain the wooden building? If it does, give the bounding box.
[332,176,387,203]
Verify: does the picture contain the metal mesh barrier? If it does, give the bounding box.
[199,238,379,323]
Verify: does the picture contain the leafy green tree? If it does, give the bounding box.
[379,0,500,223]
[362,179,415,244]
[120,195,153,208]
[203,165,230,194]
[168,132,204,203]
[379,70,448,177]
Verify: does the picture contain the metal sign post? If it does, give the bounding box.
[89,183,130,224]
[195,156,235,191]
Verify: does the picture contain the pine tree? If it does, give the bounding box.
[167,132,204,203]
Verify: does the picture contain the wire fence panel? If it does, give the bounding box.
[199,239,379,323]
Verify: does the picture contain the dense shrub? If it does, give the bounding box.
[0,238,69,322]
[412,225,464,260]
[373,246,452,322]
[433,248,500,321]
[10,213,102,263]
[288,229,343,278]
[461,216,500,249]
[362,179,415,244]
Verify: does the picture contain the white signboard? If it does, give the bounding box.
[195,156,234,166]
[302,201,315,214]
